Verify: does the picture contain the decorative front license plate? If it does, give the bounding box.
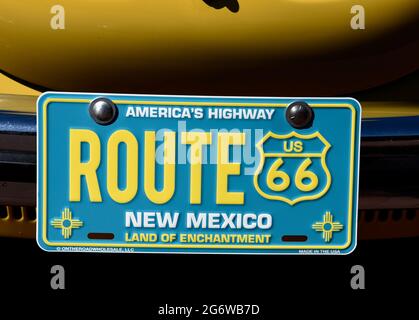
[37,93,361,254]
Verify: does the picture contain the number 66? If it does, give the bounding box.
[266,158,318,192]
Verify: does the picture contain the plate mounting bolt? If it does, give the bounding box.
[286,101,314,129]
[89,97,118,125]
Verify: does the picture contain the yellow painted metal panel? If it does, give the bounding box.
[0,0,418,95]
[0,73,40,96]
[0,206,36,239]
[0,93,38,113]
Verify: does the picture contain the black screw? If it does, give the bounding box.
[285,101,314,129]
[89,98,118,125]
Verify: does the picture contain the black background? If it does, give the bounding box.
[1,236,417,314]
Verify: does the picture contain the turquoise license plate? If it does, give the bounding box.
[37,93,361,254]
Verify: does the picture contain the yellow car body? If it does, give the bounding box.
[0,0,418,95]
[0,0,418,240]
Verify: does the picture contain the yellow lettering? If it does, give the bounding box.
[144,131,176,204]
[69,129,102,202]
[283,140,303,152]
[294,141,303,152]
[216,132,245,204]
[266,158,290,192]
[181,132,212,204]
[107,130,138,203]
[295,158,318,192]
[283,141,293,152]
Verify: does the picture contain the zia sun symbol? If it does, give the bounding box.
[51,207,83,239]
[312,211,343,243]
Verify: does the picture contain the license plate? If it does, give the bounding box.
[37,93,361,254]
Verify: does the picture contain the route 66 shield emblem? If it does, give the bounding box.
[253,131,332,205]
